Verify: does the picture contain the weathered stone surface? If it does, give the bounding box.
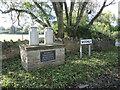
[19,43,65,71]
[20,43,65,51]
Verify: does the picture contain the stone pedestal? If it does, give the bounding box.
[19,43,65,71]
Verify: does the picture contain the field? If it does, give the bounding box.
[0,34,44,41]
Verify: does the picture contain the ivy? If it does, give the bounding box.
[1,49,118,88]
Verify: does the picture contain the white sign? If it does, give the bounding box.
[80,39,92,58]
[80,39,92,45]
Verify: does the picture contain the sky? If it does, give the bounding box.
[0,0,119,29]
[103,0,119,17]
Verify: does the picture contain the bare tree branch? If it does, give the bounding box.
[33,1,51,27]
[0,8,48,27]
[88,0,107,26]
[105,0,115,7]
[17,12,20,26]
[88,0,115,26]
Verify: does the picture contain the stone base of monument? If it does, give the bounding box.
[19,43,65,71]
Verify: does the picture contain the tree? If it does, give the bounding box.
[0,1,53,27]
[0,0,115,38]
[93,11,117,32]
[51,0,115,38]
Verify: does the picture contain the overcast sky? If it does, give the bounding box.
[0,0,119,29]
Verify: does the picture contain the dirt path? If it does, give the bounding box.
[87,73,120,88]
[66,72,120,89]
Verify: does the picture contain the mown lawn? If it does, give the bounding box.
[1,48,118,89]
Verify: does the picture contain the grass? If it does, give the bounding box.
[1,49,118,89]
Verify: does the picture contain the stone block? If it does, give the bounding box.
[19,43,65,71]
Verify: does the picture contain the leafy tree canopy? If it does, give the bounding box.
[0,0,116,38]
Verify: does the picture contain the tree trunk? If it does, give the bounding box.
[68,1,75,26]
[52,2,64,39]
[64,2,69,24]
[57,12,64,38]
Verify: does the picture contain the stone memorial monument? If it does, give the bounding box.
[29,27,39,46]
[19,27,65,71]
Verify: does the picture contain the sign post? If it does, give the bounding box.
[88,45,91,56]
[80,39,92,58]
[80,45,82,58]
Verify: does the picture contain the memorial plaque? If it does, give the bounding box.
[40,50,56,62]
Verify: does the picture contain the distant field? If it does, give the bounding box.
[0,34,44,41]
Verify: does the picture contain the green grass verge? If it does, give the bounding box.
[1,50,118,88]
